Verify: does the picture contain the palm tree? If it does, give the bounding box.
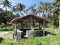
[36,7,44,16]
[29,4,36,14]
[0,0,11,15]
[37,2,49,16]
[12,6,18,15]
[2,0,11,11]
[15,3,25,16]
[40,2,51,14]
[40,2,56,30]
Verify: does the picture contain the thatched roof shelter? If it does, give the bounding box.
[11,14,48,39]
[11,14,48,24]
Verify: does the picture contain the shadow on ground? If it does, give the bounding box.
[0,37,4,43]
[32,31,56,37]
[45,31,56,36]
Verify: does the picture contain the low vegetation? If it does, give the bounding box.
[0,27,60,45]
[0,34,60,45]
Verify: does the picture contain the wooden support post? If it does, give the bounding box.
[14,23,17,41]
[43,21,45,36]
[20,22,22,29]
[21,22,23,29]
[39,23,40,29]
[33,20,34,27]
[20,23,21,29]
[15,24,17,31]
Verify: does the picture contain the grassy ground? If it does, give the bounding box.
[0,27,60,45]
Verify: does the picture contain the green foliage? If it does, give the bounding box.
[0,26,13,31]
[48,13,59,27]
[53,14,59,27]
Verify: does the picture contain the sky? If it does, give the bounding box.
[8,0,52,8]
[0,0,52,10]
[7,0,52,16]
[0,0,52,16]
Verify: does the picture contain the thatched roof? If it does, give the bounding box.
[11,14,48,24]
